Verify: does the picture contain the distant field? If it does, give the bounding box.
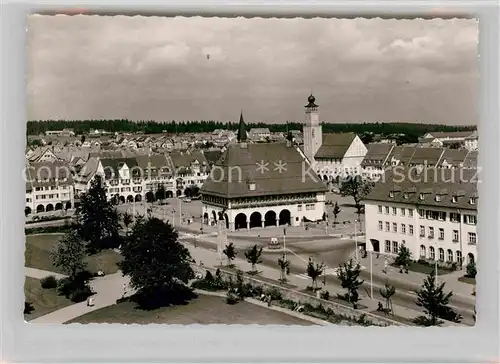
[67,294,314,325]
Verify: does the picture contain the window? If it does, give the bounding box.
[464,215,477,225]
[452,196,458,203]
[439,228,444,240]
[389,191,394,198]
[392,207,397,215]
[409,225,414,235]
[385,222,390,232]
[420,225,425,237]
[378,205,383,214]
[439,212,446,221]
[453,230,459,242]
[447,249,453,262]
[419,193,424,200]
[418,209,424,218]
[428,227,434,239]
[401,224,406,234]
[408,209,414,217]
[385,240,391,253]
[392,241,399,254]
[456,250,462,264]
[297,205,302,211]
[385,206,389,214]
[469,197,477,205]
[401,208,406,216]
[450,213,461,223]
[429,246,435,260]
[420,245,426,258]
[468,232,477,245]
[378,221,383,231]
[435,195,441,202]
[439,248,445,261]
[392,223,397,233]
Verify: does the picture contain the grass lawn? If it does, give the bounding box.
[25,234,123,275]
[458,276,476,285]
[215,265,298,289]
[24,277,73,321]
[67,294,313,325]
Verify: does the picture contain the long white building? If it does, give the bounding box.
[364,167,478,269]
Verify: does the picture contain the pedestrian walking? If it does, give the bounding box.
[122,282,127,298]
[383,258,388,274]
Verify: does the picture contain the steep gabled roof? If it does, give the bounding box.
[315,133,357,159]
[201,141,328,198]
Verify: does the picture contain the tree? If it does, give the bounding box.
[155,184,166,205]
[118,217,194,307]
[332,202,341,224]
[24,207,31,217]
[379,283,396,314]
[122,212,133,234]
[81,135,86,144]
[394,245,412,268]
[339,176,372,218]
[277,253,290,282]
[466,261,477,279]
[244,245,263,273]
[306,258,324,290]
[50,231,87,280]
[75,174,121,253]
[413,270,462,326]
[336,258,364,308]
[222,242,237,266]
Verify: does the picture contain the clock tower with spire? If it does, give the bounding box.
[303,94,322,166]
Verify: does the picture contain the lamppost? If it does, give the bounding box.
[354,219,359,262]
[283,227,287,262]
[322,261,326,286]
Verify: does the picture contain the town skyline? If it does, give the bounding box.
[28,16,478,125]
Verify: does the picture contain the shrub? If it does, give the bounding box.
[24,301,34,314]
[466,262,477,279]
[264,287,282,301]
[226,291,239,305]
[40,275,58,289]
[70,286,93,303]
[320,290,330,300]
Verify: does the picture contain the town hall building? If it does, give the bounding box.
[200,112,328,231]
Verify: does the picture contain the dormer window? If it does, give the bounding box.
[435,195,441,202]
[452,196,458,203]
[248,182,256,191]
[403,193,409,199]
[419,193,424,200]
[389,191,394,198]
[469,197,477,205]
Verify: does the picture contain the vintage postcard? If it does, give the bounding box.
[25,15,478,327]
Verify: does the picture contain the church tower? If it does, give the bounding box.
[303,94,322,165]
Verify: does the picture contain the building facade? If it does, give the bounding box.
[25,161,75,214]
[364,168,478,269]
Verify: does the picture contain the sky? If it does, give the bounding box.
[28,16,479,125]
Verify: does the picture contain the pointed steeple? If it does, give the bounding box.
[237,111,247,142]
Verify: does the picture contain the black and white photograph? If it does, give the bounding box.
[24,14,479,327]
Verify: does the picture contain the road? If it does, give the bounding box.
[179,233,475,325]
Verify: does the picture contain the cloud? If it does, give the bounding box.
[28,16,478,125]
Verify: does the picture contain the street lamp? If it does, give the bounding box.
[354,219,359,262]
[322,261,326,286]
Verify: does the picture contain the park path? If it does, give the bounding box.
[25,267,67,280]
[29,272,133,324]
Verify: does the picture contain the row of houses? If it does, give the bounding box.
[25,147,223,215]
